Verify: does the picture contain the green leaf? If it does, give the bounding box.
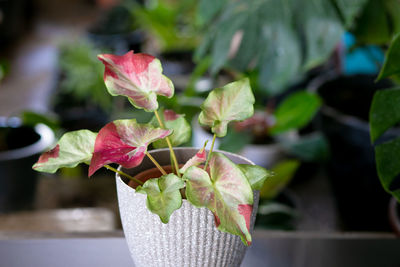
[270,91,322,135]
[370,88,400,143]
[184,153,254,246]
[260,159,300,199]
[150,109,191,148]
[332,0,369,28]
[282,132,330,162]
[197,0,227,25]
[33,130,97,173]
[238,164,274,190]
[375,138,400,202]
[377,34,400,81]
[218,127,252,153]
[136,174,185,223]
[352,0,392,45]
[21,111,60,132]
[199,78,255,137]
[299,0,344,70]
[258,22,302,95]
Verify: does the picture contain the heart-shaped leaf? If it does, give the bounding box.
[136,173,185,223]
[149,109,191,148]
[199,78,255,137]
[179,143,207,174]
[237,164,274,191]
[183,152,254,246]
[98,51,174,111]
[33,130,97,173]
[89,119,172,176]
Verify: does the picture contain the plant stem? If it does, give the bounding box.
[204,134,217,171]
[146,152,167,175]
[104,164,143,185]
[154,110,181,177]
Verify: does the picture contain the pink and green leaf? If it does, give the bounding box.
[179,141,208,174]
[149,109,191,148]
[98,51,174,112]
[136,173,185,223]
[183,152,254,246]
[33,130,97,173]
[237,164,274,190]
[199,78,255,137]
[89,119,172,176]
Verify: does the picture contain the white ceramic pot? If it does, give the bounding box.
[192,117,298,168]
[116,148,259,267]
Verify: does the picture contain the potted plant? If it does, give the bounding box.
[308,0,400,231]
[33,51,273,266]
[369,32,400,235]
[0,116,54,212]
[53,39,113,132]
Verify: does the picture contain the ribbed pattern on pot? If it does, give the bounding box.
[117,176,251,267]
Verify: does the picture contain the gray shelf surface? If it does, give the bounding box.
[0,230,399,267]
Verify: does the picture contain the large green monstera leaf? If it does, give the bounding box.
[136,173,185,223]
[33,130,97,173]
[98,51,174,111]
[198,78,255,137]
[184,152,254,245]
[89,119,172,176]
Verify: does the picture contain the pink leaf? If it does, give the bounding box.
[183,153,254,245]
[179,141,207,173]
[89,119,172,176]
[98,51,174,111]
[163,109,180,121]
[36,144,60,164]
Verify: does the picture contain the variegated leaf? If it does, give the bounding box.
[179,142,208,174]
[136,173,185,223]
[98,51,174,111]
[89,119,172,176]
[33,130,97,173]
[183,152,254,246]
[199,78,255,137]
[237,164,274,190]
[150,109,191,148]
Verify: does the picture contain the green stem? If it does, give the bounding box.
[146,152,167,175]
[204,134,217,171]
[154,110,181,177]
[104,164,143,185]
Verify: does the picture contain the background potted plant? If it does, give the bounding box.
[0,116,54,213]
[33,51,273,266]
[308,0,400,231]
[369,32,400,234]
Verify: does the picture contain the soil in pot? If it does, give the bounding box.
[315,74,394,231]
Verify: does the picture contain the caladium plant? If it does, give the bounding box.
[33,51,273,246]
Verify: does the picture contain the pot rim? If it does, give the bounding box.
[116,147,256,204]
[0,123,55,161]
[389,197,400,236]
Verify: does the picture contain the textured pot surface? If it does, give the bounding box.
[116,148,259,267]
